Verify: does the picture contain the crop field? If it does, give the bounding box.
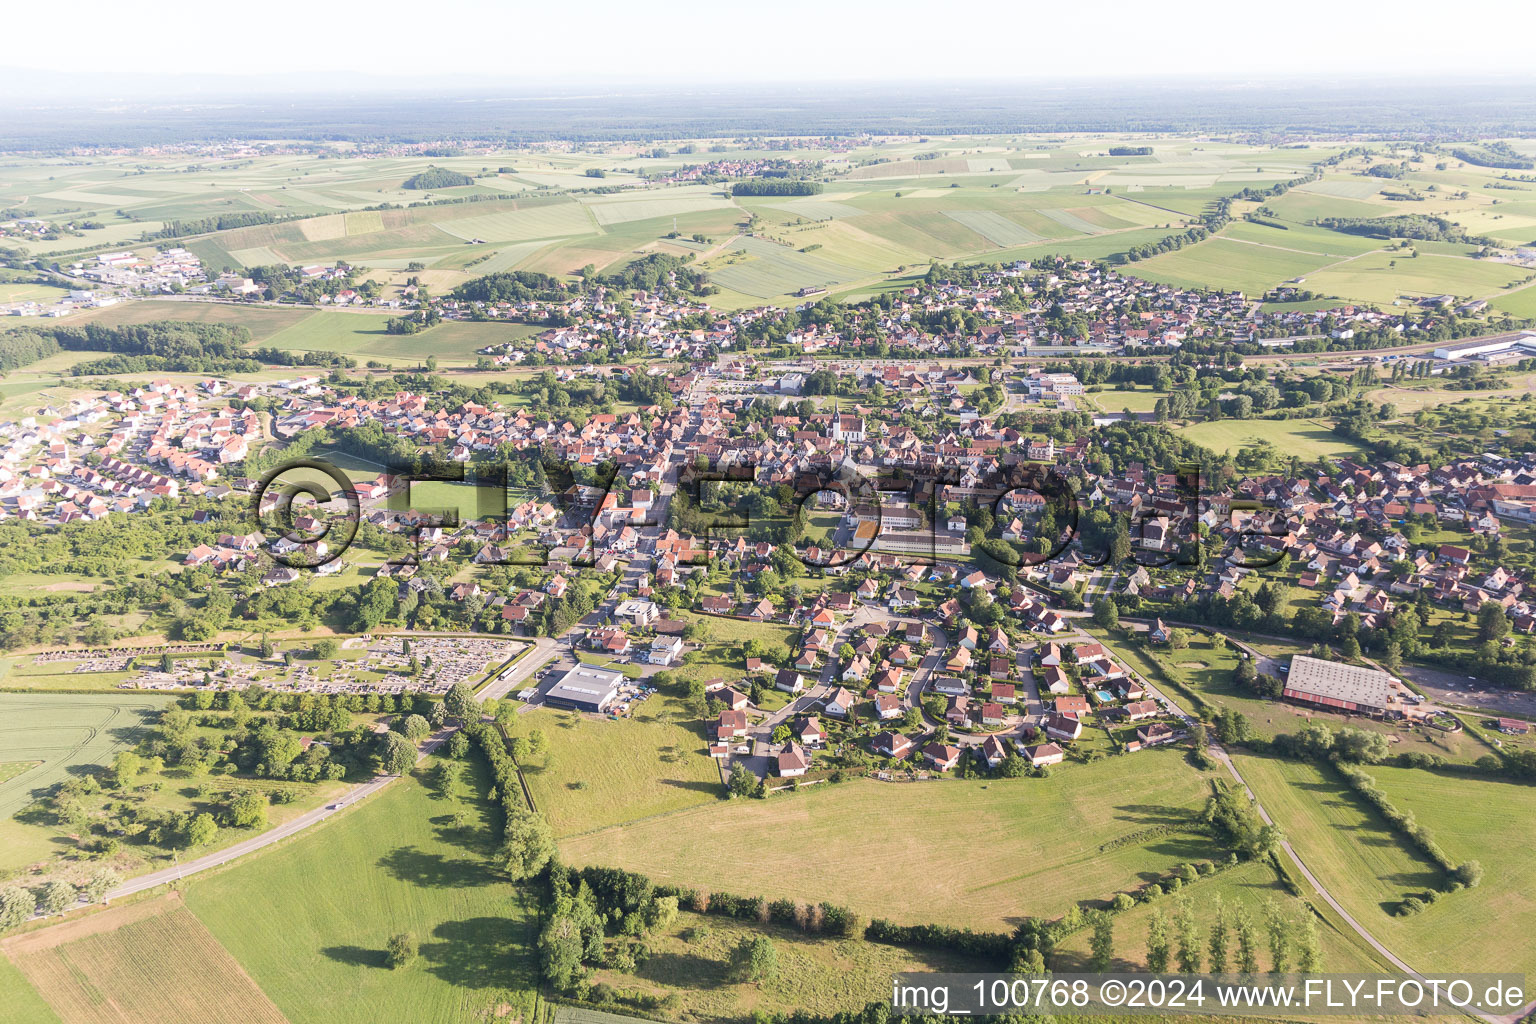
[705,236,867,299]
[0,953,60,1024]
[560,753,1221,931]
[3,897,287,1024]
[1132,238,1336,296]
[0,693,172,819]
[1219,220,1384,259]
[1173,418,1365,459]
[248,310,535,365]
[67,301,311,342]
[184,757,541,1024]
[16,140,1397,311]
[501,692,723,839]
[941,209,1044,246]
[1299,251,1533,305]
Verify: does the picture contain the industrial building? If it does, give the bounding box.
[1281,655,1396,716]
[1432,332,1536,363]
[544,665,623,714]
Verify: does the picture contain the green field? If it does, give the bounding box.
[1301,251,1532,305]
[1174,418,1365,459]
[0,953,61,1024]
[561,752,1221,931]
[0,693,173,819]
[1051,859,1387,974]
[503,693,723,840]
[1235,756,1536,978]
[589,911,978,1022]
[184,754,542,1024]
[68,301,311,341]
[1132,238,1336,297]
[254,310,539,365]
[1233,754,1439,915]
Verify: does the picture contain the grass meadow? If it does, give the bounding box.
[1050,858,1388,974]
[559,753,1221,931]
[184,755,542,1024]
[501,692,723,840]
[1173,418,1365,459]
[588,911,979,1022]
[1234,756,1536,979]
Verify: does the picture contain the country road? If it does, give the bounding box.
[1102,621,1526,1024]
[51,636,564,918]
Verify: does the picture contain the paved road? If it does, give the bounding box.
[52,636,563,918]
[1208,742,1520,1024]
[480,636,561,701]
[1098,623,1523,1024]
[86,724,454,909]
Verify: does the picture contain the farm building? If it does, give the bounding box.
[1281,655,1394,716]
[544,665,623,714]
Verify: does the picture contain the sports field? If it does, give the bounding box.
[560,753,1221,930]
[184,756,540,1024]
[2,897,287,1024]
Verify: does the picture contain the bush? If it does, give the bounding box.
[386,931,418,968]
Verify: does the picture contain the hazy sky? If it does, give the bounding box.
[11,0,1535,81]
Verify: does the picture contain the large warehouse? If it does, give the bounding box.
[1282,655,1395,716]
[544,665,623,714]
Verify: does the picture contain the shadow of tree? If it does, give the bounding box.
[658,779,721,795]
[634,949,730,989]
[376,845,491,889]
[322,944,388,969]
[421,917,523,989]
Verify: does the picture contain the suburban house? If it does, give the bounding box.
[714,709,748,739]
[977,735,1009,767]
[874,731,913,758]
[1023,742,1065,767]
[933,676,968,696]
[922,742,961,771]
[793,716,826,746]
[1135,722,1178,747]
[825,686,856,717]
[1045,712,1083,741]
[775,669,805,694]
[777,742,810,777]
